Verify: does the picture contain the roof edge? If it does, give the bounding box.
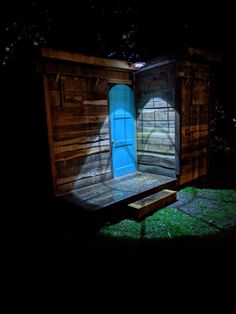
[137,46,223,72]
[187,47,223,63]
[40,48,136,71]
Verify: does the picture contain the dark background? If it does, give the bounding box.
[1,1,236,312]
[1,0,236,60]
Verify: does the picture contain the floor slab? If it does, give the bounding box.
[62,172,177,211]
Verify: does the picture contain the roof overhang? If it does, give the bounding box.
[40,48,136,71]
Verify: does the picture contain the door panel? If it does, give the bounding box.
[109,84,136,177]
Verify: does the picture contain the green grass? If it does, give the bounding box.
[183,187,236,203]
[98,187,236,240]
[181,187,236,229]
[99,207,217,240]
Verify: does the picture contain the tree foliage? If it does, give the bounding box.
[2,0,235,65]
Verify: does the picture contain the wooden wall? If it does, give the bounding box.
[41,62,133,195]
[135,63,177,178]
[39,52,213,194]
[178,60,211,185]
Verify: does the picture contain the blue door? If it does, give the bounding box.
[109,84,136,177]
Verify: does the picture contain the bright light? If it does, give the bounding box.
[132,62,146,69]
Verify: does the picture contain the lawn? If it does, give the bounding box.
[98,187,236,240]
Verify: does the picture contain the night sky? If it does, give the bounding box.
[1,0,236,63]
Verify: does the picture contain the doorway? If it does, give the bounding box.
[109,84,136,177]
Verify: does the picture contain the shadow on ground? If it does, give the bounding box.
[2,174,236,313]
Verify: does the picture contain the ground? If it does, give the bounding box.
[99,187,236,240]
[2,175,236,312]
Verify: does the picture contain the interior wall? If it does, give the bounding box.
[135,63,177,177]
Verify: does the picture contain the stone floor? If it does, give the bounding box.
[62,171,177,211]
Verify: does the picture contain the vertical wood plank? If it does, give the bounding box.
[43,74,58,194]
[178,60,211,185]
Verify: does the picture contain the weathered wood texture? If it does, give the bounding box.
[44,72,114,195]
[187,47,223,63]
[128,189,177,219]
[177,61,211,185]
[135,63,176,178]
[37,62,134,85]
[40,63,134,195]
[39,48,216,196]
[40,48,136,71]
[64,172,177,211]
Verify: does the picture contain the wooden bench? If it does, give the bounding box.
[128,189,177,219]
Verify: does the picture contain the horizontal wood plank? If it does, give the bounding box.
[57,172,113,195]
[55,145,110,161]
[128,189,177,219]
[136,62,177,180]
[38,62,134,85]
[137,152,175,168]
[56,164,111,185]
[138,164,176,177]
[40,48,136,70]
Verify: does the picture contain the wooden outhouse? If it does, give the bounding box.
[135,47,222,186]
[34,47,221,211]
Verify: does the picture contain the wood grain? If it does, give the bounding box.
[135,62,176,178]
[44,72,113,195]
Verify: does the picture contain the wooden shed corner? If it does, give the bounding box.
[32,47,221,212]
